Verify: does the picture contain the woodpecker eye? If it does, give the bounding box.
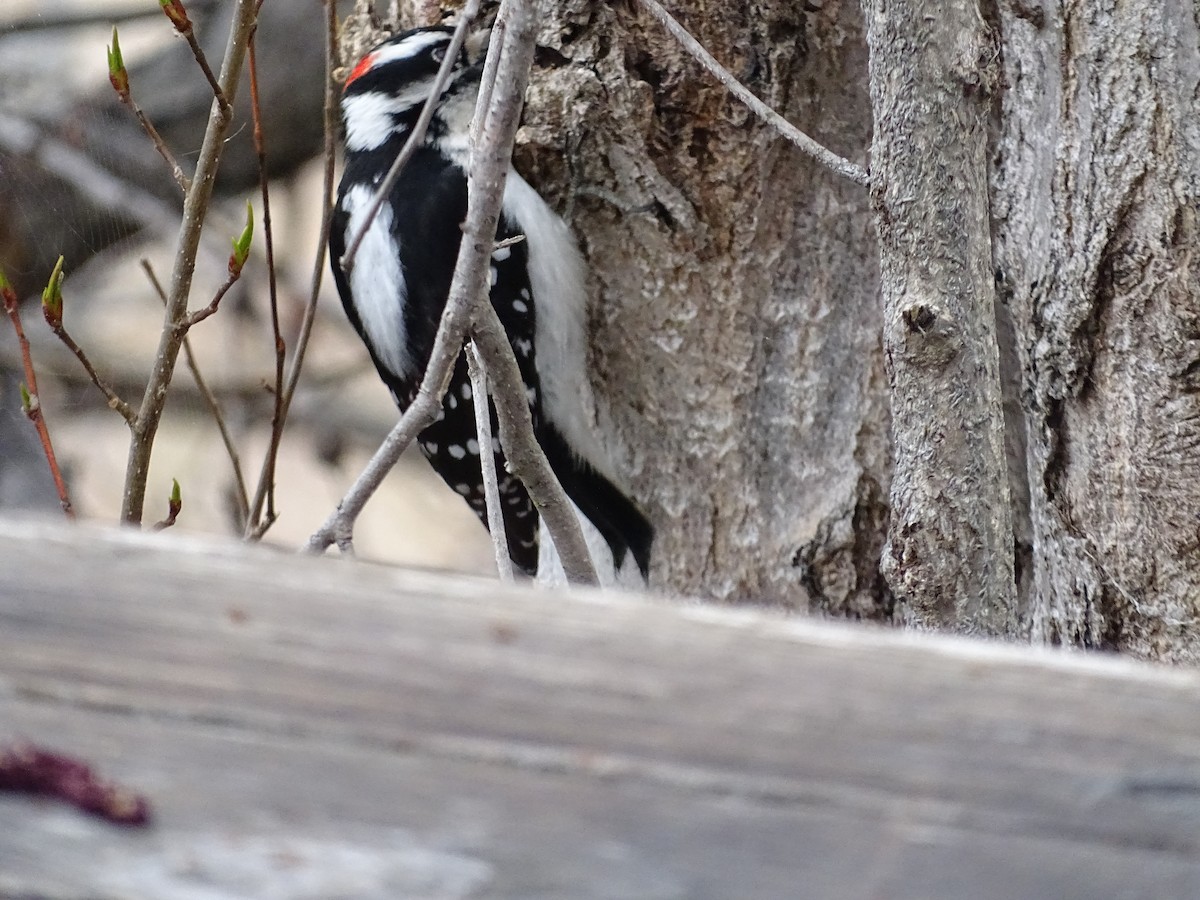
[430,45,447,64]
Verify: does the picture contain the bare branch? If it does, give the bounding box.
[183,271,240,327]
[47,326,136,427]
[465,341,513,582]
[305,380,460,555]
[141,259,249,526]
[240,16,286,535]
[469,309,598,584]
[160,0,232,116]
[635,0,870,187]
[107,27,190,194]
[125,103,190,195]
[37,256,135,426]
[1,277,74,519]
[121,0,259,525]
[247,0,342,538]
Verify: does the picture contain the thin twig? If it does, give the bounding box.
[461,0,596,584]
[1,280,74,519]
[107,28,190,194]
[468,7,503,150]
[305,388,447,554]
[122,0,258,525]
[39,256,135,424]
[469,307,597,585]
[184,272,240,326]
[634,0,870,187]
[127,104,190,194]
[340,0,483,272]
[246,0,342,539]
[141,259,250,526]
[465,341,513,582]
[491,233,526,252]
[48,326,137,426]
[160,0,232,115]
[184,34,229,113]
[245,5,285,535]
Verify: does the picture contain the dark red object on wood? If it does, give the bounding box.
[0,743,150,826]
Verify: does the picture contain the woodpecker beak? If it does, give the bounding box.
[464,26,491,66]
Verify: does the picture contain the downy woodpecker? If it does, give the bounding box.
[330,27,652,581]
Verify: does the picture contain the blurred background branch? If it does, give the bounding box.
[0,1,332,298]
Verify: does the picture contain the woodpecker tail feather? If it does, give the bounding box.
[540,426,653,580]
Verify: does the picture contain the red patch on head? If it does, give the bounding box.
[345,51,378,88]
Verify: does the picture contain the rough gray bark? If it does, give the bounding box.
[519,0,888,610]
[991,0,1200,659]
[862,0,1016,634]
[522,0,1200,655]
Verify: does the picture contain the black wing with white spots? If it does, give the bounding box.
[332,146,544,574]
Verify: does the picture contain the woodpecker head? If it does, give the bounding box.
[340,26,490,157]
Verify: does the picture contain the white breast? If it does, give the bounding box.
[341,184,412,379]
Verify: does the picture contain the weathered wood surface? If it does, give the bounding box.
[0,518,1199,899]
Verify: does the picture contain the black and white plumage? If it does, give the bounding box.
[330,26,652,581]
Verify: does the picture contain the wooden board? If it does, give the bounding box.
[1,517,1199,898]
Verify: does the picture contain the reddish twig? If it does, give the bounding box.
[1,272,75,519]
[245,6,285,536]
[185,273,239,326]
[0,742,150,826]
[185,205,254,332]
[246,0,341,538]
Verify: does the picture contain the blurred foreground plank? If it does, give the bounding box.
[0,516,1198,899]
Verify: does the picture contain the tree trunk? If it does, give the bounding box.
[526,0,1200,657]
[991,0,1200,659]
[863,0,1017,634]
[520,0,890,613]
